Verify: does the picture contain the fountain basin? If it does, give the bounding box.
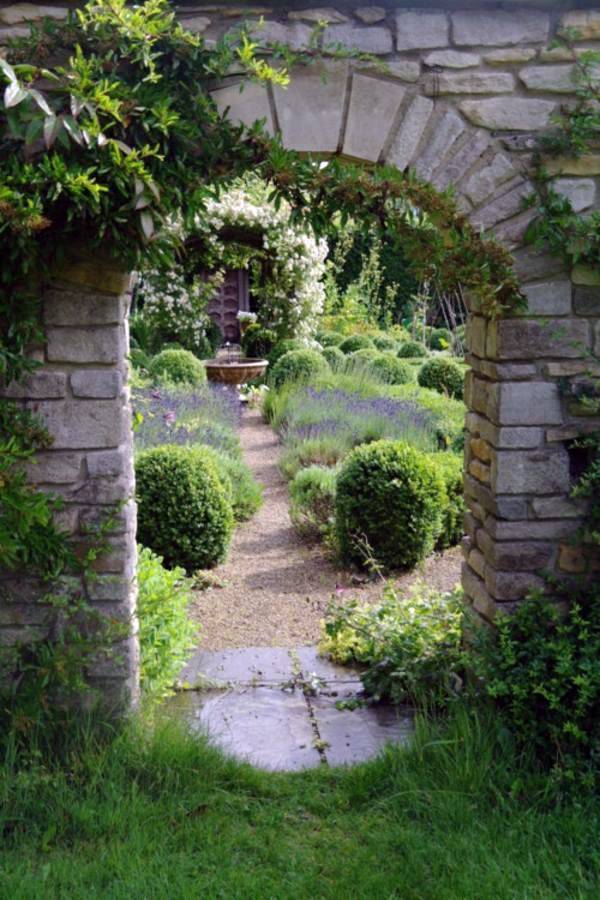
[204,358,268,385]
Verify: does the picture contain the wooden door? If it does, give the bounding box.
[207,269,249,343]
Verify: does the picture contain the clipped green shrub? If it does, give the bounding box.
[321,582,464,706]
[370,354,414,385]
[271,349,329,389]
[321,346,345,369]
[268,338,305,369]
[398,340,428,359]
[137,545,197,700]
[200,445,263,522]
[429,452,465,549]
[317,330,345,347]
[350,347,381,362]
[339,334,375,355]
[289,465,337,541]
[148,349,206,386]
[335,440,445,569]
[418,357,464,399]
[430,327,452,351]
[136,445,234,572]
[372,334,398,353]
[241,323,277,359]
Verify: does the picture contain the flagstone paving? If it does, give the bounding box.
[169,647,413,770]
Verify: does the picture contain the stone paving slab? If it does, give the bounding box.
[169,646,414,771]
[170,687,321,771]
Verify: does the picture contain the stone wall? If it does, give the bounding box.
[0,252,140,710]
[0,2,599,700]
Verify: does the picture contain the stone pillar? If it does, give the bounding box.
[463,255,600,622]
[0,252,139,710]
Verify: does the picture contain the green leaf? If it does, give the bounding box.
[4,81,27,109]
[43,114,61,149]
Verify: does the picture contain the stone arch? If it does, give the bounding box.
[1,4,599,710]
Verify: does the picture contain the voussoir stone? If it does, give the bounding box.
[324,23,392,53]
[559,10,600,41]
[552,177,596,212]
[386,95,433,171]
[424,71,514,95]
[354,6,385,25]
[519,65,576,94]
[414,109,464,181]
[423,49,480,68]
[274,61,347,154]
[211,81,273,133]
[463,154,515,205]
[470,181,530,229]
[343,73,404,160]
[460,97,555,131]
[395,10,448,51]
[0,3,68,24]
[452,10,550,47]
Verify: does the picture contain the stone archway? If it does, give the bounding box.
[1,3,598,708]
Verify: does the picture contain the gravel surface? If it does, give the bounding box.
[191,406,462,649]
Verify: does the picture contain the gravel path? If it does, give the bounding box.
[191,406,461,649]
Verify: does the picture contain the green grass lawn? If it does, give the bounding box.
[1,706,598,899]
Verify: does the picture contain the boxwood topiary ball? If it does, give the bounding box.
[430,327,452,351]
[339,333,375,355]
[136,444,234,572]
[268,338,305,369]
[270,349,329,388]
[397,340,428,359]
[148,349,206,386]
[418,357,464,399]
[372,334,398,353]
[370,354,415,385]
[335,440,445,569]
[241,323,277,359]
[321,345,345,369]
[316,330,345,347]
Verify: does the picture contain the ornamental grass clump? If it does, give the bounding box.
[418,357,465,400]
[289,465,337,541]
[429,452,465,549]
[335,440,445,570]
[136,445,234,572]
[270,349,329,388]
[398,340,428,359]
[148,349,206,386]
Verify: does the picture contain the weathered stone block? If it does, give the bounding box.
[423,49,479,68]
[487,318,590,360]
[44,290,125,327]
[86,575,132,604]
[523,280,572,316]
[543,155,600,177]
[289,7,348,23]
[452,9,550,46]
[483,539,555,572]
[460,98,555,131]
[354,7,385,25]
[512,247,566,283]
[324,23,392,54]
[466,412,543,450]
[471,182,530,229]
[68,475,133,505]
[3,371,67,400]
[25,451,83,485]
[476,361,538,382]
[382,60,420,82]
[414,109,464,180]
[386,95,433,170]
[462,562,497,622]
[468,548,486,579]
[80,500,136,536]
[572,266,600,287]
[0,4,68,24]
[47,326,122,365]
[469,458,491,485]
[545,361,598,377]
[344,73,404,161]
[52,260,131,296]
[274,61,347,154]
[532,496,588,519]
[559,10,600,41]
[211,81,273,134]
[433,130,489,190]
[177,15,210,33]
[464,473,529,520]
[467,316,487,357]
[485,569,544,601]
[484,48,536,65]
[248,19,312,49]
[424,72,514,95]
[71,370,122,399]
[488,382,563,426]
[558,544,600,574]
[86,449,125,478]
[520,65,576,94]
[31,400,124,450]
[464,154,515,206]
[553,177,596,212]
[395,10,448,50]
[573,285,600,316]
[486,516,579,542]
[491,448,570,495]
